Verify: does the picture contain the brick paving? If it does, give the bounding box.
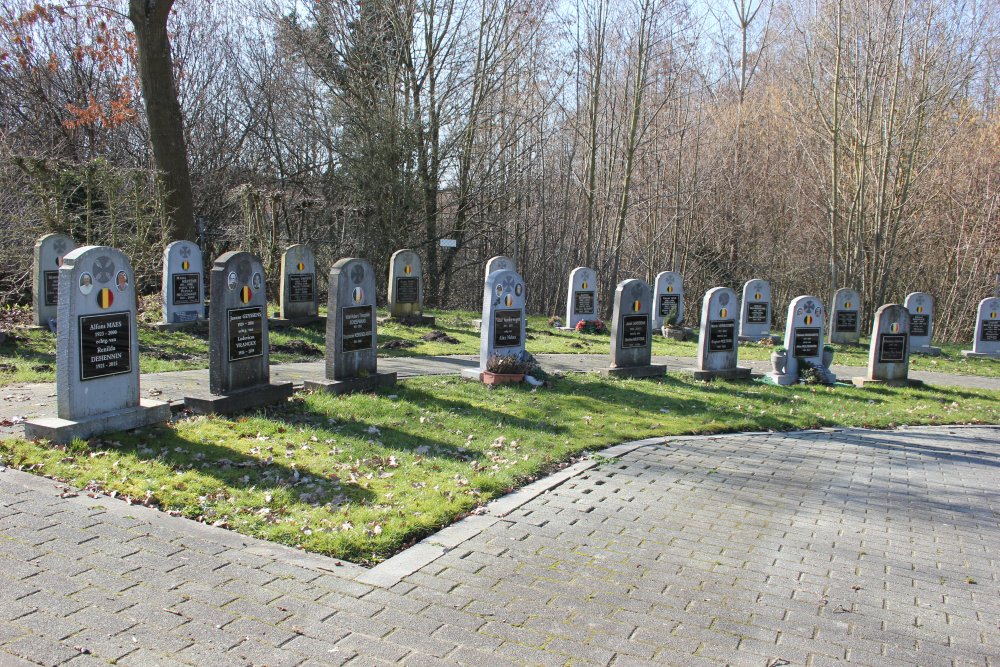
[2,425,1000,665]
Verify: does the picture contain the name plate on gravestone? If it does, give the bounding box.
[287,274,315,303]
[835,310,857,333]
[342,305,374,352]
[909,314,929,337]
[494,309,523,348]
[659,294,679,317]
[79,312,131,380]
[227,307,264,361]
[983,319,1000,342]
[396,277,419,304]
[621,315,649,349]
[172,273,201,305]
[877,334,907,364]
[793,328,821,357]
[44,271,59,307]
[574,291,595,315]
[709,320,736,352]
[747,302,768,324]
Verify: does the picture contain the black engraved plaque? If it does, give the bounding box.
[621,315,649,349]
[287,274,315,303]
[574,291,595,315]
[747,302,768,324]
[658,294,680,317]
[877,334,907,363]
[493,309,522,348]
[982,319,1000,343]
[835,310,858,333]
[44,270,59,307]
[342,305,374,352]
[79,312,131,381]
[227,307,264,362]
[396,277,420,304]
[792,327,821,358]
[709,320,736,352]
[172,273,201,306]
[909,313,929,337]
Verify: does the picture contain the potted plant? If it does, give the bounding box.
[482,354,529,385]
[771,346,788,375]
[575,318,608,334]
[661,308,685,340]
[822,344,835,368]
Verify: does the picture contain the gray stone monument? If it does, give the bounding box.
[962,297,1000,359]
[853,304,921,387]
[24,246,169,443]
[687,287,751,381]
[652,271,685,333]
[462,268,528,380]
[305,258,396,394]
[768,295,836,385]
[904,292,940,356]
[183,251,293,414]
[155,240,205,330]
[563,266,598,330]
[738,279,775,342]
[32,233,76,329]
[386,249,434,325]
[473,255,517,331]
[603,279,665,379]
[829,287,861,344]
[273,244,321,325]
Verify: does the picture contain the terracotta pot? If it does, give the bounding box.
[481,372,524,386]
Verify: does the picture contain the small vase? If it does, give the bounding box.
[822,349,834,368]
[771,351,788,375]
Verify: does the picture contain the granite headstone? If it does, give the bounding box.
[830,288,861,344]
[689,287,750,380]
[32,233,76,328]
[604,279,664,378]
[904,292,940,355]
[462,268,528,381]
[159,240,204,328]
[277,244,319,322]
[738,279,773,342]
[853,304,919,387]
[652,271,684,331]
[768,295,836,385]
[564,266,598,330]
[962,297,1000,359]
[387,249,433,324]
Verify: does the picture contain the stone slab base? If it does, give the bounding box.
[377,315,436,326]
[766,372,797,386]
[304,372,397,395]
[148,320,206,332]
[601,364,666,379]
[686,366,753,381]
[962,350,1000,359]
[183,382,294,415]
[268,316,326,329]
[911,345,941,356]
[739,334,782,344]
[23,399,171,444]
[661,327,686,341]
[461,368,485,381]
[23,324,52,332]
[852,377,924,388]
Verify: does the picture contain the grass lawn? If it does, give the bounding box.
[1,373,998,565]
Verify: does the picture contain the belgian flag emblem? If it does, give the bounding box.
[719,308,728,318]
[297,262,305,271]
[804,314,813,325]
[666,286,674,293]
[181,260,190,271]
[991,311,998,319]
[889,322,900,333]
[352,287,364,304]
[632,300,641,312]
[240,286,252,303]
[581,280,588,289]
[504,294,514,307]
[916,306,923,313]
[754,292,762,300]
[404,264,413,275]
[97,288,114,309]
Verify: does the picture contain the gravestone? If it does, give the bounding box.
[156,240,204,330]
[24,246,169,443]
[183,251,292,414]
[603,279,665,379]
[563,266,598,330]
[768,295,836,385]
[829,288,861,344]
[274,244,321,325]
[738,279,775,342]
[473,255,517,330]
[462,268,528,380]
[688,287,751,380]
[853,304,921,387]
[652,271,685,333]
[962,297,1000,359]
[386,249,434,325]
[32,233,76,328]
[904,292,941,356]
[305,258,396,394]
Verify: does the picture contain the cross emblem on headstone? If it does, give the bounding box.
[803,300,816,314]
[351,264,365,285]
[719,292,730,306]
[237,259,252,281]
[179,245,192,259]
[502,275,515,290]
[53,239,67,255]
[93,256,115,283]
[915,295,924,306]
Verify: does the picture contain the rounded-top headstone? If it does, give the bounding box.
[479,268,527,370]
[864,303,911,382]
[970,297,1000,355]
[56,246,139,420]
[327,258,378,380]
[697,287,739,371]
[739,279,772,341]
[279,244,318,319]
[388,249,424,317]
[611,279,653,368]
[786,294,826,366]
[565,267,598,328]
[162,240,205,324]
[33,233,76,326]
[209,251,270,395]
[903,292,934,350]
[485,255,515,278]
[830,287,861,344]
[652,271,684,329]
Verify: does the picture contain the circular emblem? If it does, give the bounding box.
[889,322,900,333]
[352,287,364,304]
[53,239,67,255]
[495,284,503,297]
[497,259,508,270]
[79,273,94,295]
[754,292,762,300]
[515,283,523,297]
[297,262,305,272]
[252,272,262,290]
[845,301,853,309]
[96,287,114,309]
[797,308,804,317]
[228,272,238,290]
[179,245,192,259]
[404,264,412,275]
[581,281,588,289]
[632,299,642,312]
[666,285,674,293]
[719,308,728,319]
[351,264,366,285]
[916,306,923,313]
[992,311,998,319]
[115,271,129,292]
[92,256,115,284]
[629,283,644,299]
[719,292,730,306]
[236,258,252,281]
[804,314,813,325]
[181,260,190,271]
[504,294,514,307]
[240,285,252,304]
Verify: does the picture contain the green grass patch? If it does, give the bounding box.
[1,373,998,564]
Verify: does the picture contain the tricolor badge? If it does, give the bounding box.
[889,322,900,333]
[404,264,412,275]
[845,301,852,309]
[992,311,998,319]
[582,281,588,289]
[666,286,674,293]
[755,292,762,300]
[97,288,113,309]
[719,308,728,318]
[182,260,190,271]
[804,314,813,325]
[504,294,514,307]
[352,287,364,304]
[240,286,252,303]
[632,300,641,312]
[916,306,923,313]
[297,262,305,271]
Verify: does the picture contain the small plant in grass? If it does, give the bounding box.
[485,353,532,375]
[574,319,608,335]
[797,359,826,385]
[664,307,681,329]
[548,315,563,328]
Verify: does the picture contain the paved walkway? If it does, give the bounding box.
[2,425,1000,666]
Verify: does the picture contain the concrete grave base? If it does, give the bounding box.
[268,315,326,330]
[739,334,781,344]
[23,324,54,332]
[962,350,1000,359]
[686,366,753,382]
[304,372,397,395]
[601,364,666,379]
[911,345,942,356]
[184,381,293,415]
[377,315,436,326]
[766,372,798,386]
[148,320,206,333]
[661,327,687,341]
[852,377,924,388]
[23,399,170,445]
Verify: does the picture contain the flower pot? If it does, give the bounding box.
[771,351,788,376]
[481,371,524,386]
[822,349,834,368]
